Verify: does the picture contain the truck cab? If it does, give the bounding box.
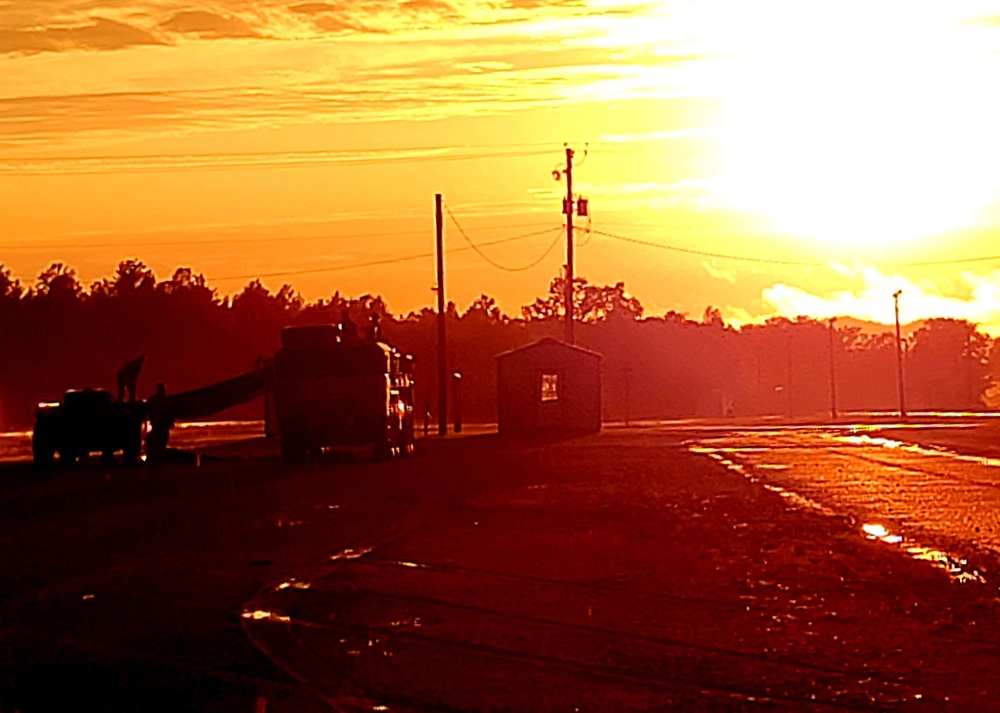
[33,388,144,466]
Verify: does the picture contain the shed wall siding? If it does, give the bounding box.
[497,340,601,434]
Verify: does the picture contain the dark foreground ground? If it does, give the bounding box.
[3,424,1000,711]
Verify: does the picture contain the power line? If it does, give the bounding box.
[590,228,1000,268]
[445,205,563,272]
[0,146,555,176]
[0,220,556,252]
[591,229,829,266]
[210,225,562,282]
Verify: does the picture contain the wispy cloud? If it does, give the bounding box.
[702,260,736,284]
[159,10,260,39]
[0,17,164,54]
[0,0,635,54]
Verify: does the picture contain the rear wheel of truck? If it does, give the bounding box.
[373,430,394,461]
[281,439,309,464]
[32,433,55,468]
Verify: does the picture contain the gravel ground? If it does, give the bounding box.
[3,427,1000,711]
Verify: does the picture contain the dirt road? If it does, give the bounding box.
[4,427,1000,711]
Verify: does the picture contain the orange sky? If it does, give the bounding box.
[4,1,1000,331]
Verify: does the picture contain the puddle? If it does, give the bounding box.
[330,546,373,561]
[862,523,903,544]
[389,560,427,570]
[862,522,985,583]
[906,546,985,584]
[242,609,291,623]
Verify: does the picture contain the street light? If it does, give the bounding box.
[893,290,907,418]
[828,317,838,420]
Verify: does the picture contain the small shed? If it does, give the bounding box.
[496,337,602,434]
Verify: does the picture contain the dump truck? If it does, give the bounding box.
[273,324,415,462]
[32,388,144,466]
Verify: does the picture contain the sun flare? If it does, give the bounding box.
[705,1,1000,249]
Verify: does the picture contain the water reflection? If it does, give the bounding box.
[330,546,373,561]
[241,609,291,623]
[834,433,1000,468]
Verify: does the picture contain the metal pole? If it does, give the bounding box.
[436,194,447,436]
[786,331,793,418]
[452,372,462,434]
[625,365,632,427]
[828,317,838,420]
[564,146,575,344]
[893,290,907,418]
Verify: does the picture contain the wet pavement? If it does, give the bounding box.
[687,420,1000,586]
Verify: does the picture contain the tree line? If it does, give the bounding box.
[0,260,994,429]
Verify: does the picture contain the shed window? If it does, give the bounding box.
[540,373,559,402]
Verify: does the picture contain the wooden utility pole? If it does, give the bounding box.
[435,194,447,436]
[564,147,575,344]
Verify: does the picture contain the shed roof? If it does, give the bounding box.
[495,337,603,361]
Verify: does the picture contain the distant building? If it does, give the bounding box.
[496,337,602,434]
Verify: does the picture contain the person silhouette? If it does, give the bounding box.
[146,382,173,463]
[116,354,145,403]
[339,309,360,343]
[368,312,382,342]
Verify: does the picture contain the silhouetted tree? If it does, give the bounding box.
[522,275,643,323]
[908,319,990,409]
[33,263,83,303]
[2,257,997,429]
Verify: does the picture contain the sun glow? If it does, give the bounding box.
[703,1,1000,248]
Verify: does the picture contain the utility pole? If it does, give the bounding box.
[564,146,575,344]
[553,145,588,343]
[893,290,907,418]
[435,194,447,436]
[828,317,838,421]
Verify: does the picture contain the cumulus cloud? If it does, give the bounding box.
[761,266,1000,336]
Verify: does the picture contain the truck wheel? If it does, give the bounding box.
[123,445,141,466]
[281,440,308,464]
[373,433,394,461]
[399,427,414,457]
[32,433,55,468]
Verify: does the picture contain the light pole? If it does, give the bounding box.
[893,290,907,418]
[828,317,838,420]
[435,193,447,435]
